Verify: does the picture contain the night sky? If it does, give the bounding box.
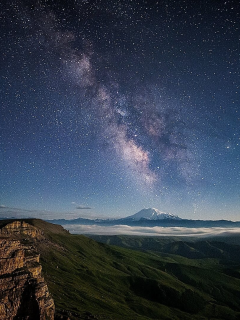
[1,0,240,220]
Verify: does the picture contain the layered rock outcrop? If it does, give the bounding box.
[0,220,44,238]
[0,221,55,320]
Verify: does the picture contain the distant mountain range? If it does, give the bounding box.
[47,208,240,228]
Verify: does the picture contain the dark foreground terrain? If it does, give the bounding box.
[1,219,240,319]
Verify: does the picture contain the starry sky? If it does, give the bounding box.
[0,0,240,220]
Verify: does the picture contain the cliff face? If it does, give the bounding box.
[0,221,55,320]
[0,221,44,238]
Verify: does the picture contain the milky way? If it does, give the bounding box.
[0,0,240,219]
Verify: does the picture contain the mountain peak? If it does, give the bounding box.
[127,208,181,221]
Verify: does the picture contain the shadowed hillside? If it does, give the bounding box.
[90,234,240,262]
[2,219,240,319]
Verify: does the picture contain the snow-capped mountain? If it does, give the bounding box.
[126,208,181,221]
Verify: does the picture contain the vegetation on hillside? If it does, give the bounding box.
[11,219,240,320]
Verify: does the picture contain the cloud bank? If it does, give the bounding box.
[65,224,240,237]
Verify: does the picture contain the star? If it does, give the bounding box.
[0,0,239,220]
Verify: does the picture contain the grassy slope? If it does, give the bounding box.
[13,220,240,320]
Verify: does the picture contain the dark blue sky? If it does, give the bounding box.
[0,0,240,220]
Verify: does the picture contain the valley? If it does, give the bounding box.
[1,219,240,319]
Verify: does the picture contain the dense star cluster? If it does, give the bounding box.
[0,0,239,219]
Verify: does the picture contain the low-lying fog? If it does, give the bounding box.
[66,224,240,237]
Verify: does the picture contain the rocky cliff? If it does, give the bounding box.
[0,220,55,320]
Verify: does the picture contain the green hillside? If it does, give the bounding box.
[19,220,240,319]
[90,234,240,262]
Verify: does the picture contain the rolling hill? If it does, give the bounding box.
[1,219,240,319]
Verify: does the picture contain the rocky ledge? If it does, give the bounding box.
[0,221,55,320]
